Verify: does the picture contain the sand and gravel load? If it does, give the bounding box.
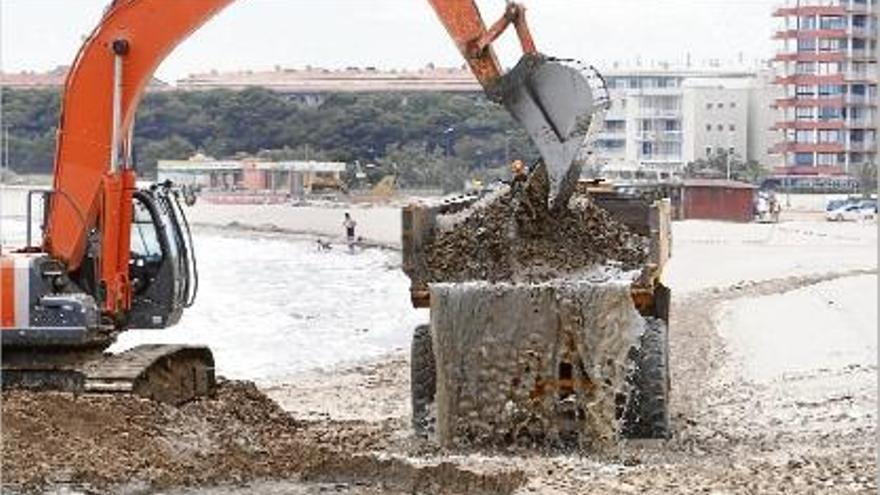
[424,163,648,283]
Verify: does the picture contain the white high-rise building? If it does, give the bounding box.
[593,68,775,178]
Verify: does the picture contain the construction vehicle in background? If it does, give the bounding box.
[0,0,600,403]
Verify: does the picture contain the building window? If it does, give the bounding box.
[795,153,814,166]
[796,85,816,97]
[818,16,844,30]
[818,84,843,96]
[796,130,815,143]
[818,130,842,143]
[706,103,713,110]
[818,38,842,52]
[817,62,840,75]
[730,102,736,108]
[796,62,817,74]
[818,107,842,120]
[799,16,817,30]
[706,124,712,132]
[705,146,713,157]
[717,103,724,109]
[729,124,736,131]
[817,153,838,165]
[797,38,817,52]
[795,107,814,120]
[716,124,724,131]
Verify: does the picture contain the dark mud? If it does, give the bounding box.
[426,164,648,283]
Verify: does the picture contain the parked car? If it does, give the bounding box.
[826,202,876,222]
[858,199,877,214]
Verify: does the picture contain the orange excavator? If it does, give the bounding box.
[0,0,602,402]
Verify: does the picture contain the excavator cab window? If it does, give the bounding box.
[127,186,195,329]
[130,195,164,294]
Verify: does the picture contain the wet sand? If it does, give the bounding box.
[1,196,876,494]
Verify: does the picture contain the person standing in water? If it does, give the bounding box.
[343,212,357,251]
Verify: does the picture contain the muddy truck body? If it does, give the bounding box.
[401,187,673,443]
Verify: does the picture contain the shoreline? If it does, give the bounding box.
[192,220,402,252]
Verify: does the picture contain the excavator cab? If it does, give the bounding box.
[127,183,196,330]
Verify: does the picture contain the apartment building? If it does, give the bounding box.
[593,68,772,177]
[772,0,878,173]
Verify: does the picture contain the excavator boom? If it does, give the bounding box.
[2,0,604,404]
[428,0,607,209]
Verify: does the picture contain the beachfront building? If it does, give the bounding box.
[593,68,779,179]
[772,0,878,174]
[158,155,346,197]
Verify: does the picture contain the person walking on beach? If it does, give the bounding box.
[343,212,357,251]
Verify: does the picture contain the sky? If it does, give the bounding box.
[1,0,780,83]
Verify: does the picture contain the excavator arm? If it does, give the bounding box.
[1,0,605,405]
[428,1,606,208]
[425,1,535,96]
[45,0,234,315]
[42,0,600,323]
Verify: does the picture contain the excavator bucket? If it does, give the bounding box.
[497,54,608,210]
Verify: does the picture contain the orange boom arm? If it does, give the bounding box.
[42,0,529,320]
[426,0,537,98]
[45,0,233,315]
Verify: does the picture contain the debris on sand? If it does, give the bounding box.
[1,381,526,494]
[425,163,648,283]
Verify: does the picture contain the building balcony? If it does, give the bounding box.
[773,51,846,63]
[773,142,847,153]
[637,109,682,119]
[844,68,879,82]
[847,117,876,128]
[848,139,878,151]
[775,73,846,85]
[635,131,683,141]
[849,27,878,39]
[850,48,876,60]
[774,120,846,129]
[775,96,845,108]
[846,94,877,106]
[773,5,846,16]
[844,0,873,13]
[774,28,847,40]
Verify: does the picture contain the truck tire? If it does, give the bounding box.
[411,324,436,435]
[623,317,670,439]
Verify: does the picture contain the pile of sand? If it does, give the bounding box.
[2,381,525,494]
[426,164,648,283]
[2,381,318,489]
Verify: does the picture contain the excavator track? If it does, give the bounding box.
[2,344,215,405]
[83,345,215,404]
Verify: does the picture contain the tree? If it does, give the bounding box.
[1,87,537,192]
[854,161,877,196]
[685,150,768,184]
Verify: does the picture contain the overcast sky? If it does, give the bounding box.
[1,0,779,83]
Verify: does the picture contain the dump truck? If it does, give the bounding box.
[402,185,672,446]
